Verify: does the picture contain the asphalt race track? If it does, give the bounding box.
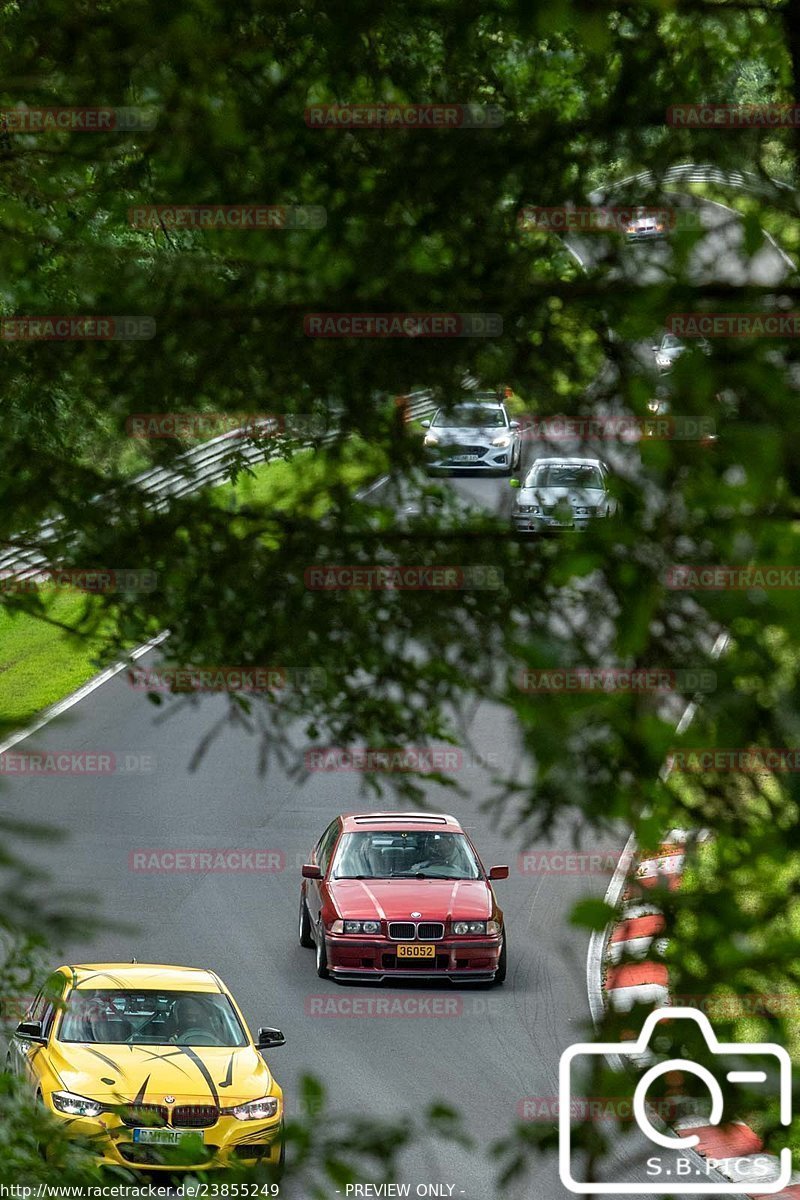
[0,210,790,1199]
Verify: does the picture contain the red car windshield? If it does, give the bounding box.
[331,831,482,880]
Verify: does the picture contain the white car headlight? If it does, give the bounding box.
[51,1091,104,1118]
[453,921,489,935]
[231,1096,280,1121]
[492,435,512,447]
[423,434,439,446]
[517,504,541,514]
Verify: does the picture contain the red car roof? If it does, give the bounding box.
[339,811,463,833]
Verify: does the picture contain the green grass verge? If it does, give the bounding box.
[0,591,114,729]
[0,438,390,730]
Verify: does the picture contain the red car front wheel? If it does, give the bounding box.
[315,930,329,979]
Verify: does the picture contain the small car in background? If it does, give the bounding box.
[625,208,667,241]
[652,332,711,372]
[300,811,508,985]
[421,399,521,474]
[511,457,616,533]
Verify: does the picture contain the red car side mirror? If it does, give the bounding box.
[302,863,322,879]
[488,865,509,880]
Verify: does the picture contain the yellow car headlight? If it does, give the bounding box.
[230,1096,280,1121]
[52,1090,104,1118]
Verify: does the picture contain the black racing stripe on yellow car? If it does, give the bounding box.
[135,1048,193,1077]
[85,1047,122,1075]
[218,1054,234,1089]
[132,1074,151,1104]
[176,1046,220,1107]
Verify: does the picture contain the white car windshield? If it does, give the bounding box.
[528,464,604,489]
[332,831,482,880]
[432,406,507,428]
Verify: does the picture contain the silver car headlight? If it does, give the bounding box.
[516,505,541,515]
[52,1091,104,1118]
[573,506,597,516]
[492,435,512,447]
[423,434,439,446]
[342,920,381,934]
[231,1096,280,1121]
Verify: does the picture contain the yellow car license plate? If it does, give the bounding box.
[132,1128,203,1145]
[397,943,436,959]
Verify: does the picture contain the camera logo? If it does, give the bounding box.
[559,1007,792,1194]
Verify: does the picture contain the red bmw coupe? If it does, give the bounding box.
[299,812,508,984]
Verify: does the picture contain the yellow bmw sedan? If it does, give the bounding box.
[8,962,285,1172]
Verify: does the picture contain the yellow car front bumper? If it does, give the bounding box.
[47,1107,283,1171]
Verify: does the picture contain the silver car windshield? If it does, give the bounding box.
[332,831,481,880]
[432,406,507,428]
[528,464,604,489]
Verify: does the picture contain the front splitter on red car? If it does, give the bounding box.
[323,934,503,983]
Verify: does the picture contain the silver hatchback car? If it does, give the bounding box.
[511,457,616,533]
[421,400,521,474]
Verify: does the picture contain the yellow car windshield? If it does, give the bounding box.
[58,988,247,1047]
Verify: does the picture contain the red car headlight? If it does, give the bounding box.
[332,920,381,935]
[453,919,502,935]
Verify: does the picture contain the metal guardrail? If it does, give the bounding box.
[0,390,437,584]
[596,161,795,198]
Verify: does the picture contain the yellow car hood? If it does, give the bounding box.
[48,1041,274,1107]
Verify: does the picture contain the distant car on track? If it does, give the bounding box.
[300,811,508,985]
[7,962,285,1172]
[624,208,667,241]
[421,399,521,474]
[652,332,711,372]
[510,457,616,533]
